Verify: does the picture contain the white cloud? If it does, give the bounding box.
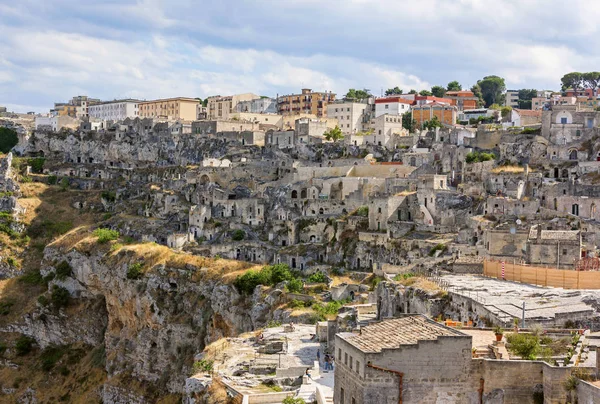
[2,0,600,111]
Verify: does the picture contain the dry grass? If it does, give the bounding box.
[491,166,526,174]
[331,275,359,286]
[395,276,445,296]
[0,340,107,404]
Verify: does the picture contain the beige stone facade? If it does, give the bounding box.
[206,93,260,120]
[138,97,199,121]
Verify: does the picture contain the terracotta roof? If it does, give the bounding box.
[413,102,455,109]
[375,97,414,105]
[445,91,475,97]
[338,315,466,353]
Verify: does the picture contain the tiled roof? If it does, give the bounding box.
[339,315,466,353]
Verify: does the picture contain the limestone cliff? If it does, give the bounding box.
[2,227,299,402]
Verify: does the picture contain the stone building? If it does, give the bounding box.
[334,315,575,404]
[541,104,600,145]
[526,225,581,269]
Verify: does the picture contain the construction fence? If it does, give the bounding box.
[483,259,600,289]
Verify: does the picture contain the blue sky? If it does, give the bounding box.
[1,0,599,113]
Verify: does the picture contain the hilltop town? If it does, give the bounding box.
[2,74,600,403]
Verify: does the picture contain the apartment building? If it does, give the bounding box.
[326,102,368,134]
[374,97,412,118]
[138,98,200,121]
[505,90,519,108]
[89,99,141,121]
[277,88,336,118]
[206,93,261,120]
[445,91,479,110]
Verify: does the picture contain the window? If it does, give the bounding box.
[349,356,353,370]
[561,117,567,124]
[347,108,350,112]
[356,360,360,373]
[344,352,348,365]
[385,104,389,109]
[352,398,356,404]
[340,388,345,404]
[563,249,568,256]
[338,348,341,360]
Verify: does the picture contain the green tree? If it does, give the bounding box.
[0,128,18,154]
[324,126,344,141]
[419,89,433,96]
[408,89,417,94]
[422,116,442,130]
[447,81,462,91]
[561,72,583,93]
[471,84,484,107]
[501,106,512,121]
[582,72,600,94]
[431,85,446,98]
[345,89,369,100]
[477,76,506,107]
[385,86,403,96]
[402,111,416,133]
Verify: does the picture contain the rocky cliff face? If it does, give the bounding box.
[5,228,294,401]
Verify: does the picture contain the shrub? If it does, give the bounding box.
[110,243,123,252]
[283,396,306,404]
[101,191,116,202]
[287,278,304,293]
[40,345,67,371]
[465,151,496,164]
[50,285,70,308]
[55,261,72,280]
[0,300,14,315]
[37,295,49,306]
[506,333,539,360]
[47,175,58,185]
[393,272,415,281]
[15,335,35,356]
[288,299,305,309]
[0,128,18,154]
[6,257,18,268]
[428,244,447,257]
[28,158,45,174]
[20,176,32,183]
[307,272,327,283]
[234,264,297,294]
[192,359,214,373]
[231,229,245,241]
[93,228,119,243]
[127,263,144,280]
[19,270,45,285]
[355,206,369,217]
[59,178,69,190]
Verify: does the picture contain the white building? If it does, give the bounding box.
[326,102,368,134]
[374,97,412,118]
[89,99,141,121]
[35,115,79,132]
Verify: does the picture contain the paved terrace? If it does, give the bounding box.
[442,274,600,326]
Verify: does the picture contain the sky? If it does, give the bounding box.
[1,0,599,113]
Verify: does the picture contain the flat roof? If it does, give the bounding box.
[338,315,466,353]
[139,97,199,104]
